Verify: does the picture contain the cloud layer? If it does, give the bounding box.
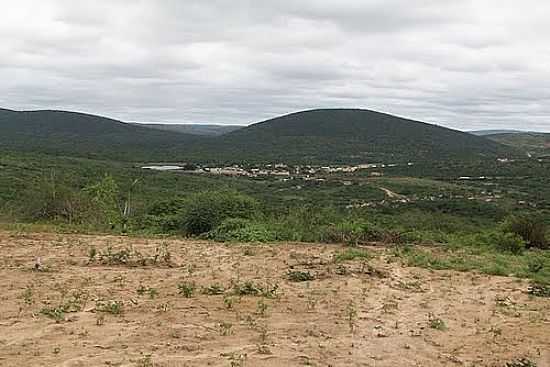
[1,0,549,131]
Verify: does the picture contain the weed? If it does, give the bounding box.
[232,281,278,298]
[177,281,196,298]
[136,284,158,298]
[287,270,315,282]
[201,283,225,295]
[95,300,123,315]
[428,314,447,331]
[40,306,66,323]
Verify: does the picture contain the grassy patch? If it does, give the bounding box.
[333,248,371,262]
[390,245,550,284]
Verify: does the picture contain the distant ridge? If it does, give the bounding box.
[132,123,243,136]
[0,108,203,160]
[1,107,516,163]
[469,129,529,136]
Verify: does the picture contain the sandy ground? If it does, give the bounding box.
[0,231,548,367]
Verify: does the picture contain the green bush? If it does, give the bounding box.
[182,191,259,235]
[143,198,187,231]
[502,215,548,250]
[478,230,526,255]
[321,220,382,245]
[207,218,276,243]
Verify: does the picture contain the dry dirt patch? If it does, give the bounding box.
[0,231,548,367]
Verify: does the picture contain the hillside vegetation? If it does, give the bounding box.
[0,108,204,160]
[216,109,514,163]
[486,132,550,157]
[1,108,516,164]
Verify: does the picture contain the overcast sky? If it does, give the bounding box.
[2,1,549,131]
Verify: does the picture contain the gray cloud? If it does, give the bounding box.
[1,0,549,131]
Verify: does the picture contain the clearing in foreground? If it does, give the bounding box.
[0,231,548,367]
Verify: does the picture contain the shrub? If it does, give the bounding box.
[208,218,276,243]
[502,215,548,250]
[144,198,187,231]
[480,231,526,255]
[181,191,259,235]
[321,221,382,245]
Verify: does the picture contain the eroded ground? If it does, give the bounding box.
[0,231,548,367]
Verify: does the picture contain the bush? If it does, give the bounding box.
[23,179,95,225]
[502,215,548,250]
[208,218,276,243]
[143,198,187,231]
[321,221,382,245]
[479,230,525,255]
[182,191,259,235]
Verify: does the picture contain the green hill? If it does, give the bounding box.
[0,108,203,160]
[1,108,516,164]
[209,109,515,163]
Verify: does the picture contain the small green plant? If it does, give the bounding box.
[201,283,225,295]
[232,281,278,298]
[40,306,66,323]
[177,281,196,298]
[287,270,315,282]
[95,300,123,315]
[224,296,236,310]
[428,314,447,331]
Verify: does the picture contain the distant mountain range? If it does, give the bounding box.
[1,107,517,163]
[469,129,528,136]
[132,123,243,136]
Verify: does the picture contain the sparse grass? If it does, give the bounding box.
[390,245,550,284]
[333,248,371,262]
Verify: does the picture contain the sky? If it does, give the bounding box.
[1,0,550,131]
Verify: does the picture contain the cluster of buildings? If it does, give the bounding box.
[142,162,414,179]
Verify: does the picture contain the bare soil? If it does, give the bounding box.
[0,231,548,367]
